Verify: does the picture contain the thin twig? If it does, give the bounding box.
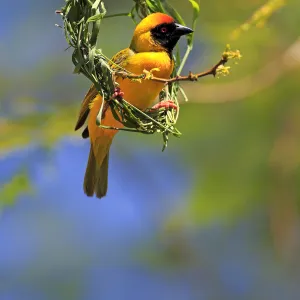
[114,56,228,85]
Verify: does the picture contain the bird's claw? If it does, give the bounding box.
[112,87,124,100]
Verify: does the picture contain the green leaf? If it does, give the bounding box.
[92,0,102,11]
[163,1,186,25]
[73,63,82,74]
[87,13,105,23]
[155,0,166,13]
[146,0,165,13]
[179,86,189,102]
[104,12,131,19]
[175,46,181,68]
[187,0,200,47]
[189,0,201,20]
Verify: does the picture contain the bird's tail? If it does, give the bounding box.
[84,140,111,199]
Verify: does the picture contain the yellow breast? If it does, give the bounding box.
[117,51,174,110]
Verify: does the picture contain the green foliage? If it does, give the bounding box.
[59,0,114,100]
[0,172,32,213]
[0,104,79,151]
[230,0,286,40]
[187,0,200,48]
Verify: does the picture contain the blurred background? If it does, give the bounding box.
[1,0,300,299]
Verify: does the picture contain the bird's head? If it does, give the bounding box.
[130,13,193,53]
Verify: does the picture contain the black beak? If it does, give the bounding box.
[174,23,193,36]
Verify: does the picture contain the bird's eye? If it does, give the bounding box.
[160,27,168,33]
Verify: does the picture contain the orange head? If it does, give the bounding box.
[130,13,193,53]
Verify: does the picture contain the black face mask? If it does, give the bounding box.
[151,23,193,52]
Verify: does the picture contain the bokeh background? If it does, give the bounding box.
[1,0,300,299]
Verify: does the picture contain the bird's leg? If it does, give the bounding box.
[149,100,178,112]
[101,87,124,119]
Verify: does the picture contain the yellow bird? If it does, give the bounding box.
[75,13,193,199]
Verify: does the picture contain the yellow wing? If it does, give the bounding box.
[74,48,135,134]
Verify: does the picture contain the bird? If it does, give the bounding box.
[75,12,193,199]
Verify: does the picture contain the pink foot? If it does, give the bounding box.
[112,87,124,100]
[150,100,178,111]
